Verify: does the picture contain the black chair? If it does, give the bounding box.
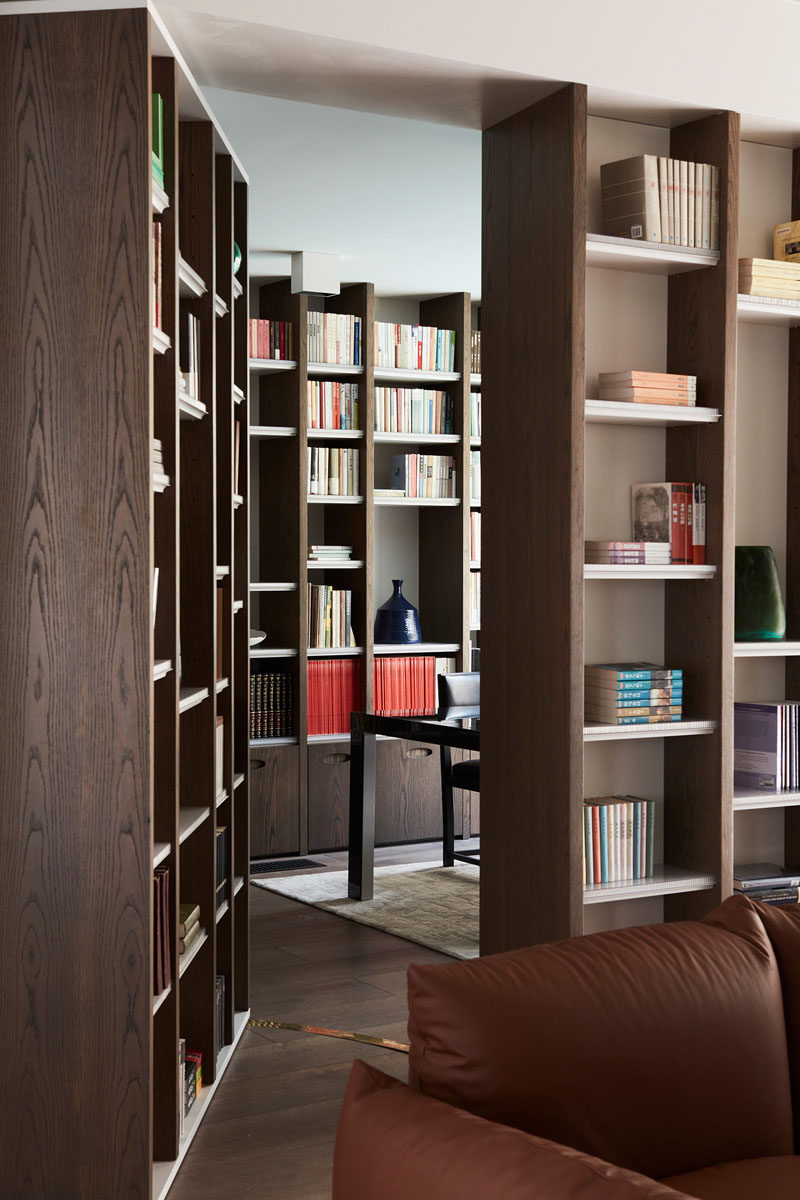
[436,672,480,867]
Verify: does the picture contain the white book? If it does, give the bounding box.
[657,157,669,245]
[679,160,688,247]
[702,163,712,249]
[694,161,703,248]
[666,158,675,244]
[672,159,680,249]
[687,162,695,248]
[710,165,720,251]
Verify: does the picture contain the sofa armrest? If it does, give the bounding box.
[333,1061,694,1199]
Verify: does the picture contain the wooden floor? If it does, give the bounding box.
[168,842,457,1200]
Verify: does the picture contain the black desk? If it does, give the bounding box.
[348,711,480,900]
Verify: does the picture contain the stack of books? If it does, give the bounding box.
[307,583,356,649]
[389,453,457,499]
[250,672,294,738]
[307,446,359,496]
[249,318,294,361]
[585,540,671,566]
[178,310,200,402]
[738,257,800,301]
[583,796,655,885]
[470,512,481,563]
[152,219,163,330]
[308,312,361,365]
[374,655,456,717]
[734,701,800,791]
[153,865,171,995]
[734,863,800,907]
[374,322,455,372]
[307,658,361,735]
[471,391,481,438]
[470,329,481,374]
[307,380,359,430]
[600,153,719,249]
[373,388,453,434]
[469,450,481,503]
[598,370,696,407]
[178,901,201,958]
[309,545,353,563]
[631,481,706,565]
[584,663,683,726]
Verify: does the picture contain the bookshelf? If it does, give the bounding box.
[0,4,250,1194]
[249,284,475,855]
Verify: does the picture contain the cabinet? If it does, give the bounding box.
[0,5,250,1194]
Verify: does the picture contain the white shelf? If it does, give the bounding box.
[151,178,169,214]
[470,499,481,508]
[734,640,800,657]
[216,899,230,922]
[737,294,800,326]
[584,564,716,580]
[177,256,207,299]
[734,788,800,811]
[153,472,170,493]
[152,1010,250,1200]
[585,399,721,426]
[250,647,298,659]
[249,630,266,647]
[374,496,460,507]
[233,494,243,509]
[307,494,363,504]
[178,927,207,977]
[234,875,245,896]
[152,984,171,1015]
[214,293,228,318]
[250,582,297,592]
[215,565,230,580]
[153,841,171,869]
[307,559,364,570]
[233,385,245,405]
[583,865,716,905]
[307,362,363,378]
[307,646,364,657]
[470,373,481,388]
[215,677,229,694]
[233,277,243,301]
[152,327,171,356]
[583,719,717,742]
[374,432,460,445]
[178,685,209,714]
[179,392,207,421]
[250,736,299,747]
[178,806,210,844]
[307,733,351,743]
[374,642,460,655]
[249,358,297,375]
[374,367,461,385]
[233,772,245,791]
[233,600,244,614]
[216,790,228,809]
[307,427,363,440]
[250,424,297,439]
[586,232,719,274]
[153,659,172,682]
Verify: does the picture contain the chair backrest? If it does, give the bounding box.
[436,672,480,721]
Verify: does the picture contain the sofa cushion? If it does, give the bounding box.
[661,1155,800,1199]
[333,1060,695,1199]
[408,900,793,1182]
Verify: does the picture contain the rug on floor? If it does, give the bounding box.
[252,861,479,958]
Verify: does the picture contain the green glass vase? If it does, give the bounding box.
[734,546,786,641]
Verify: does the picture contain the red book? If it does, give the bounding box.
[684,482,693,564]
[670,483,683,564]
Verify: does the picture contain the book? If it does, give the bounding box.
[774,220,800,263]
[631,481,700,563]
[743,886,799,905]
[733,863,800,891]
[585,663,682,682]
[178,902,200,938]
[600,155,661,242]
[598,371,696,389]
[179,920,201,955]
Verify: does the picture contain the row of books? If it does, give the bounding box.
[307,658,361,736]
[215,826,228,909]
[599,370,697,408]
[250,672,294,738]
[582,796,655,885]
[470,511,481,563]
[470,572,481,629]
[153,865,171,995]
[308,584,356,649]
[471,391,481,439]
[179,310,201,403]
[734,862,800,907]
[600,153,720,249]
[470,329,481,374]
[179,1041,203,1130]
[249,318,294,361]
[309,544,353,562]
[374,655,456,718]
[734,701,800,791]
[307,446,360,497]
[215,975,226,1057]
[308,381,359,430]
[631,481,707,565]
[374,387,454,435]
[308,311,362,365]
[179,901,201,957]
[585,540,671,565]
[585,663,683,726]
[152,219,163,331]
[388,453,457,499]
[469,450,481,502]
[374,322,456,372]
[738,257,800,301]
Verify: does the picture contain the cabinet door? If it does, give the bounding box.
[375,738,461,845]
[308,742,351,852]
[250,745,299,856]
[452,747,480,836]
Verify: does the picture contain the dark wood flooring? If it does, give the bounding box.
[168,843,458,1200]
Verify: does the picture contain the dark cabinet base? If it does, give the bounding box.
[250,745,300,856]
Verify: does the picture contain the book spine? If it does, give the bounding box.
[710,164,720,252]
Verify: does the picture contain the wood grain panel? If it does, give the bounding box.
[481,84,587,952]
[250,746,301,856]
[664,113,739,920]
[308,743,352,850]
[375,739,456,845]
[0,10,152,1194]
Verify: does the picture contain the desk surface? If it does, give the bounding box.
[351,711,479,750]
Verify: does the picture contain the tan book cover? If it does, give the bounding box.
[739,257,800,279]
[774,220,800,262]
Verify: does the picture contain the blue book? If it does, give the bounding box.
[585,662,683,685]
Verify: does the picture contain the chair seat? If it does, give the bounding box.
[661,1155,800,1198]
[451,758,480,789]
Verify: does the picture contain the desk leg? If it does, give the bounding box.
[348,729,376,900]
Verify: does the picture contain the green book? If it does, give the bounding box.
[152,92,164,180]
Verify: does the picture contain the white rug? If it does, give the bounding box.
[252,861,480,958]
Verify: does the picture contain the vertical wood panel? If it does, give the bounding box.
[481,84,587,952]
[0,10,152,1195]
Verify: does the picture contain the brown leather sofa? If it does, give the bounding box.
[333,894,800,1198]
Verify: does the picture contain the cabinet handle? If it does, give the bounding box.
[323,752,350,765]
[249,758,266,771]
[404,747,432,759]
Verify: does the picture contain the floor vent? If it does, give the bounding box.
[250,857,325,875]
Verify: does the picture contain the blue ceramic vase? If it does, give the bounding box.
[374,579,421,644]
